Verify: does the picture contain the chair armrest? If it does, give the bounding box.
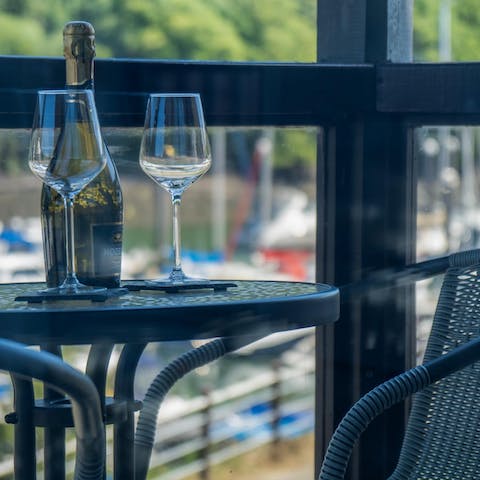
[339,255,449,303]
[0,339,104,480]
[426,334,480,382]
[319,365,430,480]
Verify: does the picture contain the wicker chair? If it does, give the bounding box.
[320,248,480,480]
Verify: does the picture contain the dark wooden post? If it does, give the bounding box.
[315,1,415,478]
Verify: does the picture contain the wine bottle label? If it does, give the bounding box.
[91,222,123,276]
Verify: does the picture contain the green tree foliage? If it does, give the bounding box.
[1,1,480,63]
[452,0,480,61]
[4,0,480,63]
[413,0,440,61]
[0,0,316,61]
[414,0,480,62]
[0,130,30,174]
[108,0,248,59]
[274,129,317,170]
[0,15,48,55]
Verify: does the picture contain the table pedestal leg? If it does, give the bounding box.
[87,343,115,480]
[114,343,146,480]
[10,375,36,480]
[41,345,66,480]
[44,426,65,480]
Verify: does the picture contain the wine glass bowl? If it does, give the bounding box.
[28,89,107,298]
[139,93,212,284]
[30,95,105,197]
[139,147,211,198]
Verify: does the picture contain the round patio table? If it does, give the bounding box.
[0,280,339,480]
[2,280,338,344]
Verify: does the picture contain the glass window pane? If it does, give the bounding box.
[0,129,43,282]
[0,125,318,478]
[415,125,479,360]
[106,126,317,283]
[416,126,478,258]
[0,126,317,284]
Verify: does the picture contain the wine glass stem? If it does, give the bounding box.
[63,195,79,286]
[172,195,182,272]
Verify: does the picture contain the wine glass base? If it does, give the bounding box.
[43,284,107,295]
[15,285,129,303]
[165,268,197,284]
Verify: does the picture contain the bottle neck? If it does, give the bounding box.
[65,57,94,90]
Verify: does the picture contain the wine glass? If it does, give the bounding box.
[139,93,212,284]
[29,89,107,297]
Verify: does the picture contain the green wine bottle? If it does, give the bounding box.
[41,21,123,288]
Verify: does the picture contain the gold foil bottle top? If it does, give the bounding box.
[63,21,95,87]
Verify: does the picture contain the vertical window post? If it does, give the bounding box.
[315,1,415,478]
